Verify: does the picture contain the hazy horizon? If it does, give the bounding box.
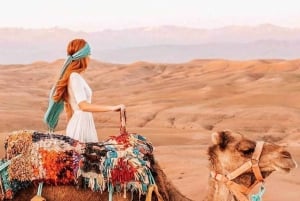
[1,23,300,64]
[1,23,300,33]
[2,0,300,64]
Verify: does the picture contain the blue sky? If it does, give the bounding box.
[1,0,299,31]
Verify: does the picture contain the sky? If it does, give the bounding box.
[1,0,299,32]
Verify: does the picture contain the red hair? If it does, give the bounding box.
[53,39,88,102]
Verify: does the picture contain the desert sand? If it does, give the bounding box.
[0,59,299,201]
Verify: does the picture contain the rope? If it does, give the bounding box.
[37,182,43,196]
[120,109,127,134]
[108,183,113,201]
[145,184,164,201]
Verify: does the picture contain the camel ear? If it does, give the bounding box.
[211,130,232,150]
[211,132,221,145]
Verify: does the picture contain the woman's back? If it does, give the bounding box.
[66,72,98,142]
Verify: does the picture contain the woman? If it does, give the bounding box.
[51,38,125,142]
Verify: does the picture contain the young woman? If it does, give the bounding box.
[51,38,125,142]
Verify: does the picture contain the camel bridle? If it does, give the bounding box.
[210,141,265,201]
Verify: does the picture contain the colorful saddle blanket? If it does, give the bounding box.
[0,130,157,200]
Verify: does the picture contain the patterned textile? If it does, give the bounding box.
[0,130,157,200]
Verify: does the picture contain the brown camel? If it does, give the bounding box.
[206,130,298,201]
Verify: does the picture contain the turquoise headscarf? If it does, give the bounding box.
[44,42,91,132]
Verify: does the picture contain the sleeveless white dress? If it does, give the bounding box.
[66,72,98,142]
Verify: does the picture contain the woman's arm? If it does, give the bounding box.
[78,101,125,112]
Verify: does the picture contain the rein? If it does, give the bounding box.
[210,141,265,201]
[119,108,127,134]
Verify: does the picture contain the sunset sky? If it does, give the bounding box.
[1,0,299,31]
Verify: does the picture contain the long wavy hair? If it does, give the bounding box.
[53,39,88,102]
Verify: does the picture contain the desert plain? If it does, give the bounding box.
[0,58,299,201]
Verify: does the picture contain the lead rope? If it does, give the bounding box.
[120,108,127,134]
[37,182,43,196]
[106,110,126,201]
[108,182,114,201]
[251,184,265,201]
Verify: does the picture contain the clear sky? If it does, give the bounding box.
[1,0,299,32]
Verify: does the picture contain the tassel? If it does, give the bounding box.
[251,185,265,201]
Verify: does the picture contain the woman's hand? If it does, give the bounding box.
[113,104,126,111]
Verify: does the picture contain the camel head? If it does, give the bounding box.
[208,130,297,188]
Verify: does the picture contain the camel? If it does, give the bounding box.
[3,129,297,201]
[206,130,298,201]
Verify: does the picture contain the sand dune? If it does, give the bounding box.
[0,59,299,200]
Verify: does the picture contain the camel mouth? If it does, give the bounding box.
[273,165,294,173]
[276,166,292,173]
[281,167,292,173]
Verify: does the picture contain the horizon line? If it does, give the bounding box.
[1,57,300,66]
[1,23,299,33]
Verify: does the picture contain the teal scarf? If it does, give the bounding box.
[43,43,91,132]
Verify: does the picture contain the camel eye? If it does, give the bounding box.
[241,148,254,155]
[237,140,256,156]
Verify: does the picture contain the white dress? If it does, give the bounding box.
[66,72,98,142]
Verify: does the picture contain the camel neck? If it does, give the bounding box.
[206,178,237,201]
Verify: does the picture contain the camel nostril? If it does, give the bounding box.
[281,151,291,158]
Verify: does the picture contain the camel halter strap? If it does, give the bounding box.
[210,141,265,201]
